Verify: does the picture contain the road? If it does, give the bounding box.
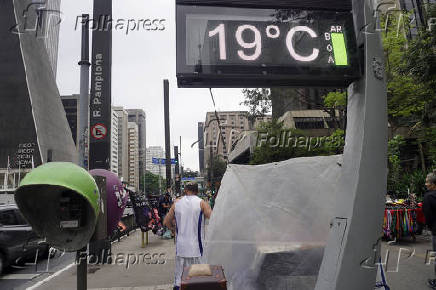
[0,249,75,290]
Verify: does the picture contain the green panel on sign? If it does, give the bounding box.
[331,33,348,66]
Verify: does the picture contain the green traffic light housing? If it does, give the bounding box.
[15,162,100,252]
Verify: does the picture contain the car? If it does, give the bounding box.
[0,203,50,274]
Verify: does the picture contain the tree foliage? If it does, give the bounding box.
[382,11,430,124]
[207,156,227,184]
[322,91,346,108]
[240,88,271,123]
[141,171,164,194]
[382,6,436,172]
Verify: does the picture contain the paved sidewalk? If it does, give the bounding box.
[382,232,435,290]
[26,230,176,290]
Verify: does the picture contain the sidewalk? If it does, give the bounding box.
[382,232,435,290]
[28,230,176,290]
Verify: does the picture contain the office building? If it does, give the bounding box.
[198,122,205,176]
[110,110,119,175]
[127,109,146,189]
[128,122,140,191]
[203,111,269,169]
[145,146,177,180]
[113,107,129,182]
[146,146,165,177]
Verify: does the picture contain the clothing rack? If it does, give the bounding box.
[383,207,418,241]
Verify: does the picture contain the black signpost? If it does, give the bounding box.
[82,1,113,288]
[89,0,112,170]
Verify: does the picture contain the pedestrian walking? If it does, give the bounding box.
[422,169,436,288]
[163,182,212,290]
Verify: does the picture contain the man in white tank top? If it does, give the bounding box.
[163,182,212,290]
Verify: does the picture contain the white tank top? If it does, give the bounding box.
[175,195,204,257]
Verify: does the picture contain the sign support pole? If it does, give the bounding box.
[76,13,90,290]
[163,80,172,191]
[78,14,90,170]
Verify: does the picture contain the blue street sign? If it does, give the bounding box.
[152,158,177,165]
[182,177,195,181]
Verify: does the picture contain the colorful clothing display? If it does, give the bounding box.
[383,207,418,240]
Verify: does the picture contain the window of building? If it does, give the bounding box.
[294,117,326,129]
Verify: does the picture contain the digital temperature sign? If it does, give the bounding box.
[176,5,361,88]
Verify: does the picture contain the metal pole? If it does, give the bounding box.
[159,160,162,194]
[77,14,90,290]
[76,247,87,290]
[163,80,172,190]
[174,146,180,195]
[78,14,90,169]
[179,136,182,181]
[141,232,145,248]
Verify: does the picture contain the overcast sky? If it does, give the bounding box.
[57,0,247,171]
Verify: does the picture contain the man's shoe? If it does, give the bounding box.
[173,286,180,290]
[427,279,436,288]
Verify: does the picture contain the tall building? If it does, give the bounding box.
[1,0,76,194]
[203,111,250,169]
[198,122,205,176]
[110,109,119,175]
[128,122,140,191]
[146,146,165,177]
[113,107,129,182]
[203,111,272,170]
[127,109,146,189]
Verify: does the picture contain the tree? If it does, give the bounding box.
[240,88,271,126]
[140,171,164,194]
[387,135,406,195]
[382,12,430,127]
[382,7,436,171]
[207,156,227,185]
[322,91,347,129]
[241,87,346,130]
